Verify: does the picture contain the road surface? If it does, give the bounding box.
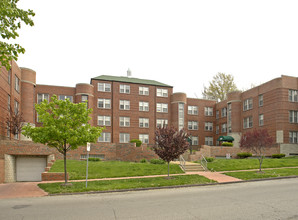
[1,178,298,219]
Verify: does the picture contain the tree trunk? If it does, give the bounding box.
[64,151,68,184]
[167,162,170,177]
[258,156,263,172]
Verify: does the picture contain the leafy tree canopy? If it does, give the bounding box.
[23,95,103,184]
[0,0,35,70]
[202,72,238,102]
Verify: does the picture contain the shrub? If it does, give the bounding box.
[237,152,252,159]
[88,158,101,162]
[140,158,147,163]
[150,159,166,164]
[205,157,215,162]
[130,139,142,147]
[222,142,233,147]
[272,154,286,159]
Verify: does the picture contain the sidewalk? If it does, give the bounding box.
[0,182,48,199]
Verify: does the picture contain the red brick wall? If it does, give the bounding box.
[0,159,4,183]
[42,172,68,181]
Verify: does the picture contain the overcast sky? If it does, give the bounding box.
[16,0,298,98]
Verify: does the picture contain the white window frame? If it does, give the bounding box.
[192,136,199,145]
[259,114,264,126]
[139,134,149,144]
[59,95,73,102]
[120,84,130,94]
[120,133,130,143]
[98,132,111,142]
[244,116,253,129]
[205,122,213,131]
[157,119,168,128]
[221,108,227,117]
[289,90,298,102]
[188,121,198,130]
[119,117,130,127]
[98,116,111,126]
[204,107,213,116]
[221,123,227,133]
[289,110,298,123]
[37,94,49,104]
[205,137,213,146]
[15,75,20,92]
[98,99,111,109]
[120,100,130,110]
[188,106,198,115]
[157,103,168,113]
[98,83,111,92]
[157,88,168,97]
[259,94,263,107]
[139,87,149,95]
[139,101,149,111]
[139,118,149,128]
[243,98,253,111]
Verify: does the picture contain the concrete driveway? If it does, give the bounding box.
[0,182,48,199]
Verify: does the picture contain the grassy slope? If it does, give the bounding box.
[50,160,184,180]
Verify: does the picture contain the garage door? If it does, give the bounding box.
[16,157,47,182]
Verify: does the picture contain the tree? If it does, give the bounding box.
[23,95,103,185]
[202,72,238,102]
[239,129,274,172]
[0,0,35,70]
[6,107,24,140]
[153,126,190,178]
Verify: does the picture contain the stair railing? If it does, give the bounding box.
[201,155,208,171]
[179,155,186,171]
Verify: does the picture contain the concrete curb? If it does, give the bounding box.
[47,175,298,197]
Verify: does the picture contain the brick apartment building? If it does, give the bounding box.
[1,61,298,155]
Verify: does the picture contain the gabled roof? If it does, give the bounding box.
[91,75,172,87]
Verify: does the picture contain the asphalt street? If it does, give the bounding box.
[1,178,298,220]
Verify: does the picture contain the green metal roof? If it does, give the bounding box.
[217,136,235,142]
[91,75,172,87]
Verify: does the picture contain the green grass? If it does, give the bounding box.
[204,157,298,171]
[224,168,298,180]
[50,160,184,180]
[38,175,215,194]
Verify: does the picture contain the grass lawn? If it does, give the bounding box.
[49,160,184,180]
[224,168,298,180]
[38,175,215,194]
[204,157,298,171]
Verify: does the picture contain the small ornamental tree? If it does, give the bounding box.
[239,129,273,172]
[23,95,104,185]
[6,107,24,140]
[153,126,190,177]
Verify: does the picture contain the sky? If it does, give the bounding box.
[15,0,298,98]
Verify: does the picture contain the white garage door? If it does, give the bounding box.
[16,157,47,182]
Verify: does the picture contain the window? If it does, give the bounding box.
[205,137,213,146]
[98,99,111,109]
[205,122,213,131]
[37,94,49,104]
[191,136,199,145]
[221,108,227,117]
[243,98,253,111]
[216,125,219,134]
[98,83,111,92]
[8,69,11,84]
[259,114,264,126]
[139,118,149,128]
[14,132,19,140]
[259,95,263,107]
[157,103,168,113]
[289,90,298,102]
[221,123,227,133]
[14,100,19,114]
[157,119,168,128]
[289,111,298,123]
[98,116,111,126]
[157,88,168,97]
[216,110,219,119]
[178,103,184,130]
[139,101,149,111]
[120,133,130,143]
[188,106,198,115]
[6,122,10,137]
[204,107,213,116]
[7,95,10,111]
[82,95,88,103]
[120,100,130,110]
[290,131,298,144]
[59,95,73,102]
[188,121,198,130]
[15,75,20,92]
[139,87,149,95]
[243,116,253,129]
[120,117,130,127]
[139,134,149,144]
[98,132,111,142]
[228,103,232,133]
[120,85,130,94]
